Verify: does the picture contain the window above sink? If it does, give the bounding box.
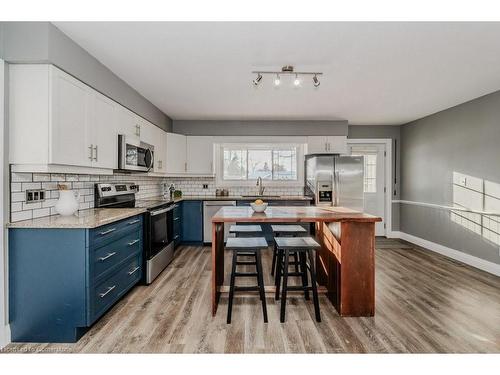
[214,141,305,188]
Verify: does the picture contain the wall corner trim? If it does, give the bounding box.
[395,232,500,277]
[0,324,11,349]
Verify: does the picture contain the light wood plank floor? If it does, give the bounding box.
[3,238,500,353]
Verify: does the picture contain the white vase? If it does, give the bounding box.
[55,190,80,216]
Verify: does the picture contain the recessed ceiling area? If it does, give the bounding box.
[53,22,500,125]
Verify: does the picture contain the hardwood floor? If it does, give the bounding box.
[3,238,500,353]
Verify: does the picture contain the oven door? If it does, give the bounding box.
[149,205,174,258]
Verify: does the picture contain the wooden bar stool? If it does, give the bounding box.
[225,236,268,324]
[274,236,321,323]
[270,225,307,278]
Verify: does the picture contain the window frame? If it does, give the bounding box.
[215,142,305,187]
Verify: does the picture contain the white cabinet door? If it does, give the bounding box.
[166,133,187,174]
[139,118,156,146]
[116,106,141,138]
[50,67,90,167]
[151,126,167,174]
[89,91,117,169]
[186,136,214,174]
[306,136,329,154]
[328,136,348,154]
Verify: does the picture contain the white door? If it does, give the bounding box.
[327,136,348,154]
[116,107,141,138]
[50,68,90,167]
[186,136,214,174]
[166,133,187,174]
[348,143,386,236]
[89,91,117,169]
[152,126,167,173]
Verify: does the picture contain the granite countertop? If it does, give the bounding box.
[146,195,313,202]
[7,208,147,229]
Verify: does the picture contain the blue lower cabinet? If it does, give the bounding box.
[173,202,182,248]
[9,214,143,343]
[181,200,203,243]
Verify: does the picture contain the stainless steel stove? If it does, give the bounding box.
[95,183,175,284]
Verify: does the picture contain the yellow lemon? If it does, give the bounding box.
[254,199,264,205]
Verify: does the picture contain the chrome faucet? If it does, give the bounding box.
[256,177,265,196]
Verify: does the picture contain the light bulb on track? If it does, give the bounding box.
[293,74,300,86]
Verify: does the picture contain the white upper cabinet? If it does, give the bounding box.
[139,118,156,146]
[88,91,117,169]
[151,125,167,174]
[165,133,187,174]
[10,65,121,173]
[306,136,347,154]
[116,106,141,139]
[49,67,90,167]
[186,136,214,175]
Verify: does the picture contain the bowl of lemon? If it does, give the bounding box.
[250,199,268,213]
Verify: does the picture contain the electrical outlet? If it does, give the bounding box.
[202,184,208,189]
[26,189,46,203]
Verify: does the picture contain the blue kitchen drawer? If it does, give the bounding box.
[91,230,142,282]
[89,254,141,324]
[89,215,142,247]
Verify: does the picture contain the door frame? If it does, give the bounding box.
[346,138,393,237]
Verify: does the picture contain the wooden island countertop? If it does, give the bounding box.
[211,206,381,317]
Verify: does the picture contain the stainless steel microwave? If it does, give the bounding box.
[118,134,154,172]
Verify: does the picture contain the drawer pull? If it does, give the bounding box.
[174,235,180,240]
[174,217,180,221]
[127,219,140,225]
[99,228,116,236]
[99,285,116,298]
[128,266,140,275]
[98,252,117,262]
[127,239,140,246]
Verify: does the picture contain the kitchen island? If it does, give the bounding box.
[211,206,382,317]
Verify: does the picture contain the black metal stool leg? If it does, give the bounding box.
[293,252,300,273]
[280,249,290,323]
[255,250,268,323]
[227,250,238,324]
[299,251,310,300]
[271,246,277,277]
[307,249,321,322]
[275,248,283,300]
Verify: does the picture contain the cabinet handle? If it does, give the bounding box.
[325,142,328,152]
[184,162,187,172]
[174,217,180,221]
[127,239,140,246]
[327,143,330,152]
[174,235,180,240]
[99,285,116,298]
[128,266,140,276]
[99,228,116,236]
[98,252,117,262]
[135,124,141,136]
[94,145,98,161]
[127,219,140,225]
[88,144,93,160]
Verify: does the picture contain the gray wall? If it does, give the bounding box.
[349,125,401,231]
[173,120,348,136]
[0,22,172,131]
[400,90,500,264]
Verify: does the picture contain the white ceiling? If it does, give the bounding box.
[54,22,500,125]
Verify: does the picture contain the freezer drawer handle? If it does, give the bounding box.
[127,219,140,225]
[128,266,140,276]
[174,235,180,240]
[98,252,117,262]
[127,239,140,246]
[99,228,116,236]
[99,285,116,298]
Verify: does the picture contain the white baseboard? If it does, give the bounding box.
[392,231,500,277]
[0,324,11,349]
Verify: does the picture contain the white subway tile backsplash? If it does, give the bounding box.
[11,172,32,182]
[33,173,51,182]
[9,171,305,222]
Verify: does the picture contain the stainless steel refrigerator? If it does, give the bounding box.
[304,154,364,211]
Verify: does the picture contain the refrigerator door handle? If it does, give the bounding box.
[334,171,340,206]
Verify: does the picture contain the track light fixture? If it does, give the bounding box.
[313,74,320,87]
[252,73,262,86]
[251,65,323,88]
